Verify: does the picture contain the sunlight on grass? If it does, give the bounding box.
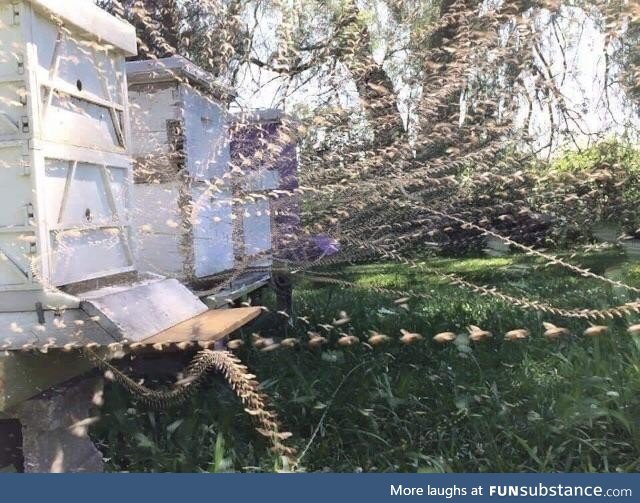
[93,249,640,473]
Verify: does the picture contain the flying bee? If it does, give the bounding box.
[400,329,423,345]
[583,325,608,337]
[433,332,456,344]
[227,339,244,350]
[467,325,492,342]
[281,338,299,348]
[337,335,360,347]
[543,322,570,341]
[332,311,351,326]
[628,324,640,335]
[504,329,529,341]
[261,343,281,352]
[308,335,327,348]
[368,331,390,346]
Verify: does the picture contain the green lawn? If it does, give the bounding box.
[92,248,640,473]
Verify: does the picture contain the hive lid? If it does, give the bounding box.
[126,56,235,99]
[230,108,288,124]
[24,0,137,56]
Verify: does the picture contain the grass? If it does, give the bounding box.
[91,247,640,473]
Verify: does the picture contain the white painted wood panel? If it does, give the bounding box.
[243,199,272,258]
[45,96,121,150]
[183,85,229,181]
[243,167,280,192]
[129,85,180,160]
[0,0,136,301]
[132,182,184,277]
[0,145,30,227]
[127,57,241,281]
[0,4,24,79]
[0,234,31,287]
[192,186,234,277]
[50,228,130,285]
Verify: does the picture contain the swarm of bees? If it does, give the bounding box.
[219,308,640,353]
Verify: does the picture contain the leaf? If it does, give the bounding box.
[134,433,155,450]
[166,419,184,435]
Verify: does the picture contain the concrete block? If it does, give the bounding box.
[14,378,104,473]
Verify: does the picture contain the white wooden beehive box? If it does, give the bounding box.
[127,56,243,283]
[230,109,299,269]
[0,0,137,311]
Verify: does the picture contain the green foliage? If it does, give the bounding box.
[92,378,274,472]
[532,140,640,245]
[93,248,640,472]
[449,140,640,252]
[551,140,640,174]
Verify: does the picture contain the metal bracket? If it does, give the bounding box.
[16,55,24,75]
[21,155,31,176]
[21,116,29,133]
[11,3,20,25]
[18,88,27,106]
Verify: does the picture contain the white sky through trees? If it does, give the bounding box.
[230,0,638,157]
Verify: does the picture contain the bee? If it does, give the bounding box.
[308,335,327,348]
[227,339,244,350]
[337,335,360,347]
[253,337,275,349]
[400,329,423,345]
[583,325,608,337]
[368,331,390,346]
[628,324,640,335]
[433,332,457,344]
[281,338,299,348]
[332,311,351,326]
[468,325,492,342]
[504,329,529,341]
[542,322,569,341]
[261,343,281,352]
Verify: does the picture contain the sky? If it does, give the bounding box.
[231,1,639,156]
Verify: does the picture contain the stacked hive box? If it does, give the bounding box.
[229,110,299,266]
[0,3,210,412]
[127,56,239,283]
[0,0,137,312]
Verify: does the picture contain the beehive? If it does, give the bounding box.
[230,109,299,266]
[127,56,241,282]
[0,0,137,311]
[0,4,213,411]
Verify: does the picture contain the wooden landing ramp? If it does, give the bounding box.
[0,307,262,412]
[144,307,262,345]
